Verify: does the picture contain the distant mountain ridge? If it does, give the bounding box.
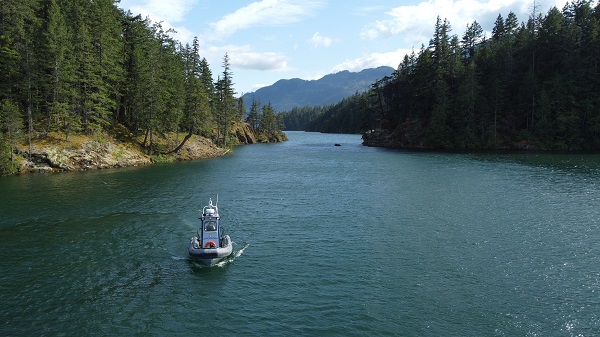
[242,66,395,112]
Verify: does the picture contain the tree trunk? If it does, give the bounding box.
[143,127,149,147]
[9,131,14,163]
[169,121,195,154]
[27,104,32,161]
[148,127,153,156]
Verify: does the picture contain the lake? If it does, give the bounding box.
[1,131,599,336]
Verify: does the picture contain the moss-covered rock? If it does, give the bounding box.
[230,121,256,145]
[255,130,288,143]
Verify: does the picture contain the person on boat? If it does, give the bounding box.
[205,222,216,231]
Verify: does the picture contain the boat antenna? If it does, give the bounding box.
[216,194,219,207]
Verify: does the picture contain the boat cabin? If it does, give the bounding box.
[198,199,222,249]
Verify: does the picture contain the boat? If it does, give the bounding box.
[188,198,232,265]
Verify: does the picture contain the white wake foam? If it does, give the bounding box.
[214,243,249,267]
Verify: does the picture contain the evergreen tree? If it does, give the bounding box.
[237,95,246,120]
[89,0,125,130]
[160,37,185,136]
[215,53,236,146]
[198,57,216,136]
[461,20,483,60]
[492,14,506,40]
[260,101,277,133]
[0,99,23,165]
[505,11,520,37]
[171,37,209,153]
[453,61,480,147]
[119,12,149,130]
[246,98,261,132]
[40,0,70,134]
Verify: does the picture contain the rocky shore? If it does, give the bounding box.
[4,121,288,175]
[14,134,226,174]
[361,129,406,148]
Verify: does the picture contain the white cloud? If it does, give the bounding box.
[352,6,388,17]
[204,45,291,72]
[310,32,333,48]
[119,0,197,44]
[250,83,271,91]
[170,26,196,45]
[231,52,290,71]
[209,0,325,39]
[121,0,196,23]
[332,48,415,73]
[360,0,569,45]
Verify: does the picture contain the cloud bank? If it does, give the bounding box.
[332,48,415,73]
[209,0,325,39]
[120,0,197,42]
[359,0,568,47]
[121,0,196,23]
[345,0,568,73]
[203,45,291,72]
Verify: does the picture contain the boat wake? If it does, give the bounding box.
[214,243,249,267]
[233,242,249,258]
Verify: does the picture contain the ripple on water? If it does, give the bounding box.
[1,132,600,336]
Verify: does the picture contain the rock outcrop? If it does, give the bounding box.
[362,129,401,148]
[9,124,286,175]
[169,136,226,161]
[231,122,256,144]
[19,139,151,173]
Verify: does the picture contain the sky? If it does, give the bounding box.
[118,0,571,95]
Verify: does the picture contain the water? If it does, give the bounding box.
[1,131,599,336]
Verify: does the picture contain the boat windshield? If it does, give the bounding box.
[204,220,217,232]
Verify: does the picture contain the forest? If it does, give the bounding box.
[283,0,600,150]
[0,0,284,175]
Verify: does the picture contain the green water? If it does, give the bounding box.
[1,132,599,336]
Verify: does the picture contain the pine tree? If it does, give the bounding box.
[237,96,246,120]
[215,53,236,146]
[505,11,520,37]
[492,14,506,40]
[171,37,209,153]
[430,17,453,69]
[461,21,483,60]
[119,12,147,130]
[454,61,480,147]
[40,0,70,134]
[141,22,172,155]
[0,0,39,156]
[163,41,185,136]
[246,98,261,132]
[260,101,277,134]
[0,99,23,165]
[89,0,125,130]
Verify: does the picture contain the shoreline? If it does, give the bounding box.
[361,129,600,152]
[9,133,227,175]
[3,123,288,176]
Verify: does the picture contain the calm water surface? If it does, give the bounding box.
[1,131,599,336]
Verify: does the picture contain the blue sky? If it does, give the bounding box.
[118,0,569,95]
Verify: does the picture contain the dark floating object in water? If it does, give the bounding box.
[334,143,341,146]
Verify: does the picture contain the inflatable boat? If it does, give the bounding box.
[188,198,232,265]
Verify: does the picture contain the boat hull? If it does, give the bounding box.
[188,235,232,265]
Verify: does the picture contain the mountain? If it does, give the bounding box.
[242,66,395,112]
